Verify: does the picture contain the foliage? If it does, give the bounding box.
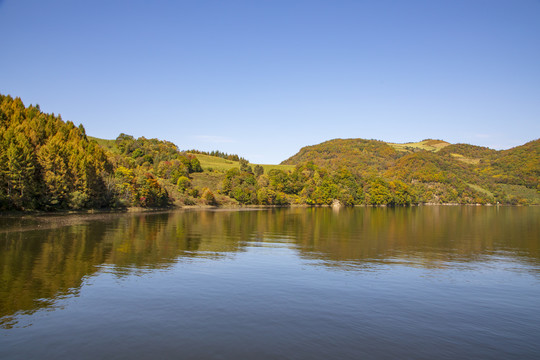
[1,93,537,209]
[253,164,264,178]
[281,137,539,205]
[113,166,169,207]
[281,138,400,177]
[201,188,217,205]
[222,168,258,204]
[177,176,191,192]
[488,139,540,188]
[0,95,113,210]
[185,149,247,162]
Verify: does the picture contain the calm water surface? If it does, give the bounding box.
[1,207,539,359]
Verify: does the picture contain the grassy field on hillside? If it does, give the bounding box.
[189,153,295,173]
[259,164,296,172]
[389,139,450,153]
[191,171,225,191]
[500,184,540,205]
[188,154,238,171]
[467,183,493,197]
[86,140,295,174]
[89,137,118,152]
[451,153,481,165]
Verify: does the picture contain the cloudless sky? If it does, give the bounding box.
[1,0,539,163]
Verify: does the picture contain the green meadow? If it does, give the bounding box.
[189,153,295,173]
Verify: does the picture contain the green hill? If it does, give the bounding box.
[489,139,540,188]
[281,137,540,205]
[281,138,399,176]
[1,93,538,209]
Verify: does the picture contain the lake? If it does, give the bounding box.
[1,206,539,359]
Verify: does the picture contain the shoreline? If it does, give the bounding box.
[0,201,529,218]
[0,203,533,234]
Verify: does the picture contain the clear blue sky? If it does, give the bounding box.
[1,0,539,164]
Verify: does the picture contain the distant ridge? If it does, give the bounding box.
[282,137,540,204]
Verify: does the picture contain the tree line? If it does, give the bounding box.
[185,149,247,162]
[0,95,204,210]
[1,94,538,210]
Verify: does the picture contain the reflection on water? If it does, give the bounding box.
[1,207,539,359]
[1,207,539,327]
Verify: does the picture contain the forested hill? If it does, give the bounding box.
[0,95,202,210]
[1,93,539,210]
[281,137,540,204]
[0,94,112,210]
[281,138,399,176]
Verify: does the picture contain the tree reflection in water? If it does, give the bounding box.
[1,206,539,328]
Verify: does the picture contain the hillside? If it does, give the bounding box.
[187,153,294,173]
[281,138,400,176]
[1,93,538,209]
[489,139,540,188]
[0,95,112,210]
[282,137,540,205]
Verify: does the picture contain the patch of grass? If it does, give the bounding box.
[259,164,295,173]
[189,153,240,171]
[191,171,225,190]
[389,139,450,153]
[467,183,493,197]
[190,153,295,173]
[451,153,480,165]
[89,136,119,153]
[500,184,540,205]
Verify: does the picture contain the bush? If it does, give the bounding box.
[202,188,217,205]
[69,191,89,209]
[177,176,191,192]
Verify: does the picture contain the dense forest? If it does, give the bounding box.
[0,95,202,210]
[0,94,538,211]
[281,138,540,205]
[0,95,112,210]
